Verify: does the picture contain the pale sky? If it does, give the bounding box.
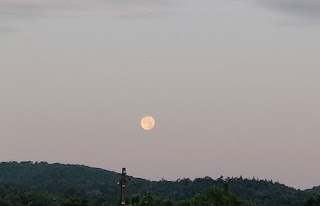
[0,0,320,189]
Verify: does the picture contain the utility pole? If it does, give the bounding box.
[120,168,126,206]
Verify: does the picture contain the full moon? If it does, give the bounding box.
[141,116,155,131]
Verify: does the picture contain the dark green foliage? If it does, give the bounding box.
[0,161,120,202]
[0,161,318,206]
[305,195,320,206]
[61,198,90,206]
[226,177,310,206]
[178,185,255,206]
[306,186,320,194]
[0,184,91,206]
[126,192,174,206]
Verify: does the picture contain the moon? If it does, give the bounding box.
[141,116,155,131]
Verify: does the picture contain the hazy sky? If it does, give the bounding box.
[1,0,320,189]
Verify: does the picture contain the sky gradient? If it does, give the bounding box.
[1,0,320,189]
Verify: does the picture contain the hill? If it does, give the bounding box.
[0,161,315,206]
[0,183,91,206]
[306,186,320,194]
[0,182,258,206]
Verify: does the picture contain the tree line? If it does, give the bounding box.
[0,161,319,206]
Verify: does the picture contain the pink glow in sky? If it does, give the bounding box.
[0,0,320,189]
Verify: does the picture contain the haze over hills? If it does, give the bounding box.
[0,161,319,206]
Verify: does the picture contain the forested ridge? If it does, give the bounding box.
[0,161,319,206]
